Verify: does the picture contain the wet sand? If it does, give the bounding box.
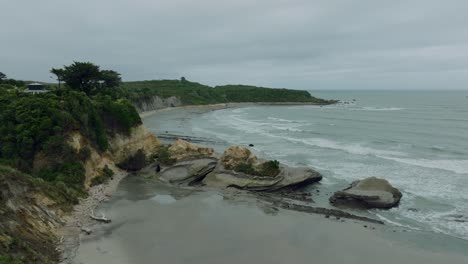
[72,177,468,264]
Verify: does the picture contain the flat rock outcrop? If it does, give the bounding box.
[329,177,402,209]
[202,165,322,191]
[168,139,214,161]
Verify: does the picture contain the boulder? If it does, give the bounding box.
[269,166,322,191]
[159,158,218,185]
[329,177,402,209]
[168,139,214,161]
[220,146,259,169]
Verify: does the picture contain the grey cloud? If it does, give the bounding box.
[1,0,468,89]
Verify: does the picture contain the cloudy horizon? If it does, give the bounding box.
[2,0,468,90]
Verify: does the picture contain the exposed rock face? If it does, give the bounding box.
[109,125,161,164]
[154,144,323,191]
[67,125,161,188]
[134,95,182,112]
[159,158,218,185]
[202,171,283,190]
[220,146,259,169]
[0,167,65,263]
[329,177,402,209]
[168,139,214,161]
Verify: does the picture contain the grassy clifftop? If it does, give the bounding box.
[122,79,335,106]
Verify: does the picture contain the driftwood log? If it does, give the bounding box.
[90,210,112,223]
[80,227,92,235]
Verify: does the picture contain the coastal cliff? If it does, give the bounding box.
[123,79,336,113]
[67,124,160,188]
[132,95,182,113]
[0,125,161,263]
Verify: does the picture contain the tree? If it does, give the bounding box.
[100,70,121,88]
[50,68,66,89]
[52,62,122,96]
[62,62,101,95]
[0,72,6,83]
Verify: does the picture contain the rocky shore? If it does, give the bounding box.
[58,106,404,262]
[147,139,400,224]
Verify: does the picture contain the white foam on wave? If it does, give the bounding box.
[379,156,468,174]
[267,116,303,123]
[375,213,422,230]
[285,137,406,157]
[399,207,468,241]
[358,107,405,111]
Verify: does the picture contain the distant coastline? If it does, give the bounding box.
[139,101,331,119]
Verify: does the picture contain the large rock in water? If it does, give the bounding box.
[168,139,214,161]
[329,177,402,209]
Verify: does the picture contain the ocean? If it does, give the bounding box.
[145,90,468,241]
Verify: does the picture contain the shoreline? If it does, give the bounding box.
[57,170,128,263]
[139,102,328,119]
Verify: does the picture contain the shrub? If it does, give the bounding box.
[233,163,256,175]
[78,147,91,161]
[233,160,280,177]
[0,255,24,264]
[258,160,280,177]
[90,165,114,186]
[155,146,176,166]
[117,149,147,171]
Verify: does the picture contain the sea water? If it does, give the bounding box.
[145,90,468,241]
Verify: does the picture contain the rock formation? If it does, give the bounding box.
[159,158,217,185]
[329,177,402,209]
[168,139,214,161]
[157,144,322,191]
[67,125,161,188]
[220,145,259,169]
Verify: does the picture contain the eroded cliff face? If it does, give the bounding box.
[68,125,161,188]
[133,95,182,113]
[0,167,70,263]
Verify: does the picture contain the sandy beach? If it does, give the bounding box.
[57,170,128,263]
[139,102,327,119]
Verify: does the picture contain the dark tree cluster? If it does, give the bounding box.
[50,62,121,96]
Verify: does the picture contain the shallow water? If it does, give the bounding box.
[144,90,468,241]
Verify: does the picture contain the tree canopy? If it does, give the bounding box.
[0,72,6,82]
[52,62,121,96]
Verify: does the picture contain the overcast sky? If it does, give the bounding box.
[2,0,468,90]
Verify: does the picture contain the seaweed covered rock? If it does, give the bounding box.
[168,139,214,161]
[329,177,402,209]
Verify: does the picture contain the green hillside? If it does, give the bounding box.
[122,79,335,106]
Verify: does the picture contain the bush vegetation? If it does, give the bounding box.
[233,160,280,177]
[0,62,142,190]
[117,149,147,171]
[90,165,114,186]
[153,146,176,166]
[122,78,334,107]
